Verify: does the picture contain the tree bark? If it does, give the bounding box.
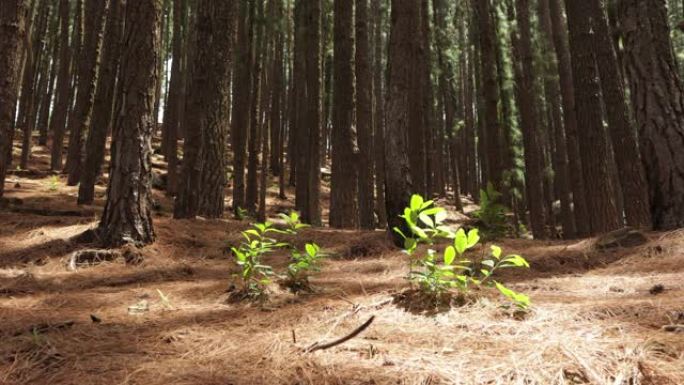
[372,0,387,228]
[49,0,73,171]
[98,0,161,247]
[0,0,29,199]
[620,0,684,230]
[565,0,621,234]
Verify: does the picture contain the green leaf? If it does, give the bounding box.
[481,259,495,268]
[466,229,480,248]
[444,246,456,265]
[495,281,530,308]
[491,245,502,259]
[419,213,435,228]
[434,210,448,224]
[410,194,424,211]
[305,243,317,257]
[503,255,529,268]
[455,228,467,255]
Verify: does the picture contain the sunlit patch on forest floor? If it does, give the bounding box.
[1,146,683,385]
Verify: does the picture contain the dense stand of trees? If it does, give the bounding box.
[3,0,684,248]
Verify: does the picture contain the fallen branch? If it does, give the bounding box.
[306,316,375,353]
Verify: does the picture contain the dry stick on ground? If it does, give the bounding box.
[305,316,375,353]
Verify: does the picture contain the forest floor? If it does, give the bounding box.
[1,144,683,385]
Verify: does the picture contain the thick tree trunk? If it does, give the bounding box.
[0,0,29,199]
[78,0,124,205]
[65,0,108,186]
[98,0,161,247]
[620,0,684,230]
[303,0,322,226]
[385,0,416,246]
[565,0,621,234]
[589,0,652,229]
[246,0,264,214]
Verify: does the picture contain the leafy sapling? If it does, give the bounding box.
[231,221,284,300]
[285,243,326,292]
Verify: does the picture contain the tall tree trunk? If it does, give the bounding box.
[514,0,548,239]
[385,0,416,246]
[38,8,60,146]
[231,0,253,216]
[0,0,29,199]
[304,0,322,226]
[589,0,652,229]
[245,0,264,214]
[372,0,387,228]
[65,0,108,186]
[330,0,358,228]
[565,0,621,234]
[548,0,590,237]
[407,1,427,197]
[98,0,161,247]
[356,0,375,229]
[78,0,124,205]
[49,0,73,171]
[620,0,684,230]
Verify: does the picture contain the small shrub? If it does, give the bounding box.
[285,243,326,292]
[473,183,508,238]
[46,175,60,192]
[395,194,531,309]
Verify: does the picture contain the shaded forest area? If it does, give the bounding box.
[1,0,684,384]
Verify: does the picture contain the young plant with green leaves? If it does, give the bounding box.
[473,182,509,238]
[396,194,531,309]
[231,221,285,299]
[285,243,326,292]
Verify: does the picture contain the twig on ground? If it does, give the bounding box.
[305,316,375,353]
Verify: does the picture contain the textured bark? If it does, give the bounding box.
[356,0,375,229]
[98,0,161,247]
[407,0,426,197]
[514,0,548,239]
[246,0,264,214]
[231,0,253,216]
[49,0,73,171]
[589,0,652,229]
[548,0,590,237]
[65,0,108,186]
[19,0,50,169]
[304,0,322,226]
[372,0,387,228]
[78,0,124,205]
[162,0,187,196]
[0,0,28,199]
[538,0,576,238]
[38,8,60,146]
[565,0,621,234]
[474,0,502,188]
[385,0,416,246]
[620,0,684,230]
[330,0,358,228]
[420,0,435,198]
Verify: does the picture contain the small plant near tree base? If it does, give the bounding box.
[473,183,509,238]
[229,211,326,300]
[395,194,531,309]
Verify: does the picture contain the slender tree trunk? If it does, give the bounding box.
[38,9,60,146]
[565,0,621,234]
[330,0,359,228]
[98,0,161,247]
[548,0,590,237]
[65,0,108,185]
[589,0,652,229]
[246,0,264,214]
[49,0,73,171]
[372,0,387,228]
[231,0,253,216]
[620,0,684,230]
[385,0,416,246]
[78,0,124,205]
[0,0,29,199]
[514,0,548,239]
[304,0,322,226]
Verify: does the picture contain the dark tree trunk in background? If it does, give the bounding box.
[565,0,621,234]
[475,0,502,188]
[548,0,590,237]
[49,0,73,171]
[303,0,322,226]
[0,0,28,199]
[538,0,576,238]
[385,0,416,246]
[65,0,108,186]
[372,0,387,228]
[98,0,161,247]
[162,0,187,196]
[175,0,237,219]
[621,0,684,230]
[514,0,548,239]
[407,0,426,197]
[356,0,375,230]
[589,0,652,229]
[78,0,124,205]
[246,0,264,214]
[231,0,253,216]
[330,0,358,229]
[38,9,61,146]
